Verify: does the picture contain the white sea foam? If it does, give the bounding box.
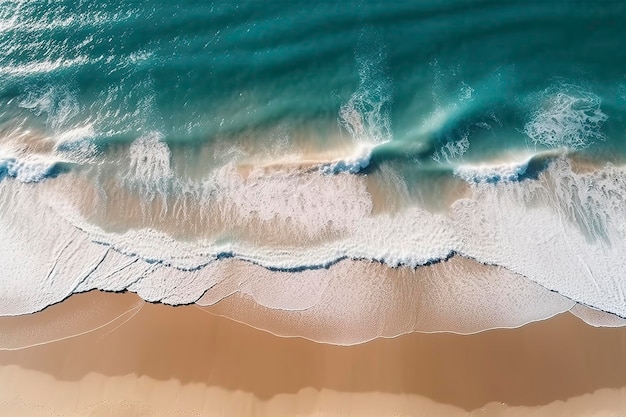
[318,144,374,174]
[450,159,626,318]
[432,133,470,163]
[1,150,626,341]
[209,162,373,239]
[0,130,62,183]
[0,6,128,33]
[17,84,99,161]
[0,155,56,182]
[54,125,94,144]
[0,166,576,339]
[77,157,626,321]
[0,120,95,183]
[18,85,84,131]
[454,156,531,183]
[126,132,173,193]
[339,49,392,145]
[0,56,94,76]
[0,180,109,315]
[524,84,608,149]
[53,127,98,164]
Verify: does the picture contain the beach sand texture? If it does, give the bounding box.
[1,291,626,416]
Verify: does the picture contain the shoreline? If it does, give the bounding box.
[1,290,626,416]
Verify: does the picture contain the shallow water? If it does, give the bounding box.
[1,0,626,343]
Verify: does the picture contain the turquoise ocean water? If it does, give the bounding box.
[1,0,626,343]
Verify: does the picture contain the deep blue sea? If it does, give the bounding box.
[1,0,626,343]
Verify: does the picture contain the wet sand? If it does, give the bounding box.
[1,290,626,416]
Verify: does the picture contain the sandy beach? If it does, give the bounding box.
[0,290,625,416]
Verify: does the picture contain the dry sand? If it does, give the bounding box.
[1,290,626,416]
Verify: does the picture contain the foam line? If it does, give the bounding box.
[2,150,626,343]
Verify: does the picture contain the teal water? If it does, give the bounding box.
[1,0,626,340]
[1,1,625,158]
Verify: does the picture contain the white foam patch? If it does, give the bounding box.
[454,157,531,183]
[0,181,109,315]
[0,155,56,182]
[318,144,374,174]
[0,56,94,76]
[72,250,153,293]
[451,159,626,318]
[126,264,221,306]
[60,169,451,271]
[0,123,96,183]
[339,49,392,145]
[210,163,373,238]
[15,85,98,164]
[125,132,173,196]
[0,3,128,34]
[54,125,95,145]
[432,133,470,163]
[18,85,82,132]
[524,84,608,149]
